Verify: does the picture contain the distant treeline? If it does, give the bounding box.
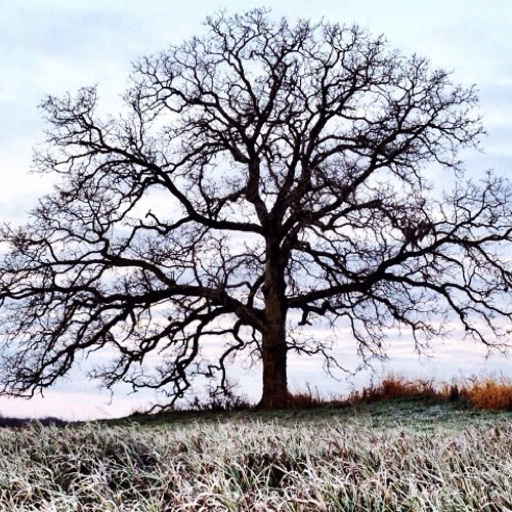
[0,416,69,428]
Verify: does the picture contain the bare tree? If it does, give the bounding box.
[1,9,512,409]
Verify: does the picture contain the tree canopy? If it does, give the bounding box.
[1,9,512,409]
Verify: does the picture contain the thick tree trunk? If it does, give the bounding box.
[258,245,289,409]
[259,318,288,409]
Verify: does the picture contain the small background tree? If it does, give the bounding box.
[1,9,512,409]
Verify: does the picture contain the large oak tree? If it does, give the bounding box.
[1,9,512,409]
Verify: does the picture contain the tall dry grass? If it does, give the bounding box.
[289,374,512,411]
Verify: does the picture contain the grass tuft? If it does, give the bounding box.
[349,375,440,405]
[458,375,512,410]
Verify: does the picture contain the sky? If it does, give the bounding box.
[0,0,512,419]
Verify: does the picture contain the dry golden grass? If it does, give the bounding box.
[349,375,439,404]
[457,376,512,410]
[288,373,512,412]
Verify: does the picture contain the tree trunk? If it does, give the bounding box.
[259,320,288,409]
[258,245,289,409]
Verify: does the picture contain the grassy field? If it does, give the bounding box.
[0,393,511,511]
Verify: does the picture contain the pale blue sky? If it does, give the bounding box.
[0,1,512,419]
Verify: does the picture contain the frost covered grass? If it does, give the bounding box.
[0,400,511,511]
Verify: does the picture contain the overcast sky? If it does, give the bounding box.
[1,1,512,419]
